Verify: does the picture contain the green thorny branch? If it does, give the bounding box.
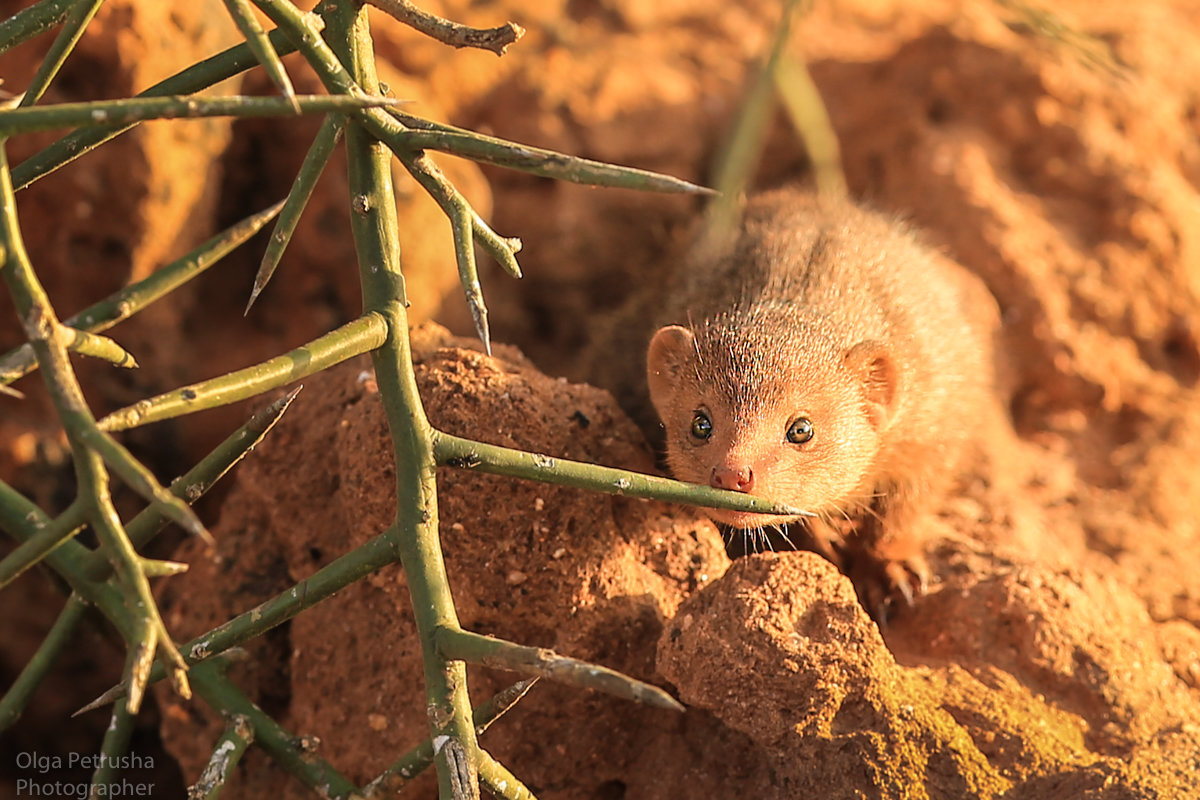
[0,1,803,799]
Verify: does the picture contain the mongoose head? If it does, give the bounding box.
[647,315,898,528]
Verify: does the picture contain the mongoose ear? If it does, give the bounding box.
[844,340,897,428]
[647,326,696,410]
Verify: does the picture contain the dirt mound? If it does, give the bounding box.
[661,552,1200,798]
[156,325,731,798]
[157,323,1200,798]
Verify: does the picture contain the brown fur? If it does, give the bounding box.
[646,189,1001,613]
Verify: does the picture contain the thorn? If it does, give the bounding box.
[243,286,261,317]
[74,684,125,717]
[467,295,491,357]
[192,524,216,548]
[139,558,190,577]
[260,199,287,219]
[167,664,192,700]
[177,508,215,547]
[283,88,302,116]
[645,688,686,712]
[471,308,492,357]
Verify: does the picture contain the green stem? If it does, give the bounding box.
[473,678,538,737]
[189,713,254,800]
[76,530,401,715]
[225,0,299,111]
[400,151,491,352]
[97,312,387,431]
[18,0,105,107]
[478,751,537,800]
[385,111,714,194]
[83,453,191,713]
[0,499,86,589]
[0,0,75,57]
[137,557,189,577]
[774,52,846,199]
[189,659,359,798]
[247,0,358,96]
[77,427,211,543]
[363,678,537,798]
[0,592,86,730]
[60,328,138,368]
[468,207,523,279]
[435,628,682,711]
[433,431,809,517]
[0,201,284,386]
[182,531,396,662]
[78,388,302,579]
[0,390,293,668]
[90,685,136,799]
[0,481,135,631]
[253,1,711,197]
[0,93,398,136]
[703,0,808,242]
[11,29,299,189]
[0,140,188,713]
[321,0,482,795]
[399,146,525,314]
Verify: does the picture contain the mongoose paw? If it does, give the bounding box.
[851,554,930,626]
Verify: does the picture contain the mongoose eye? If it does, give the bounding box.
[786,416,814,444]
[690,411,713,441]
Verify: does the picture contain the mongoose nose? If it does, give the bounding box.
[711,465,754,493]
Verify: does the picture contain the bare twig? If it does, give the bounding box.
[363,0,524,56]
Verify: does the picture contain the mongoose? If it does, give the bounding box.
[646,189,999,617]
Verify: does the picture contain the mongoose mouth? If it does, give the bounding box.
[707,507,805,530]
